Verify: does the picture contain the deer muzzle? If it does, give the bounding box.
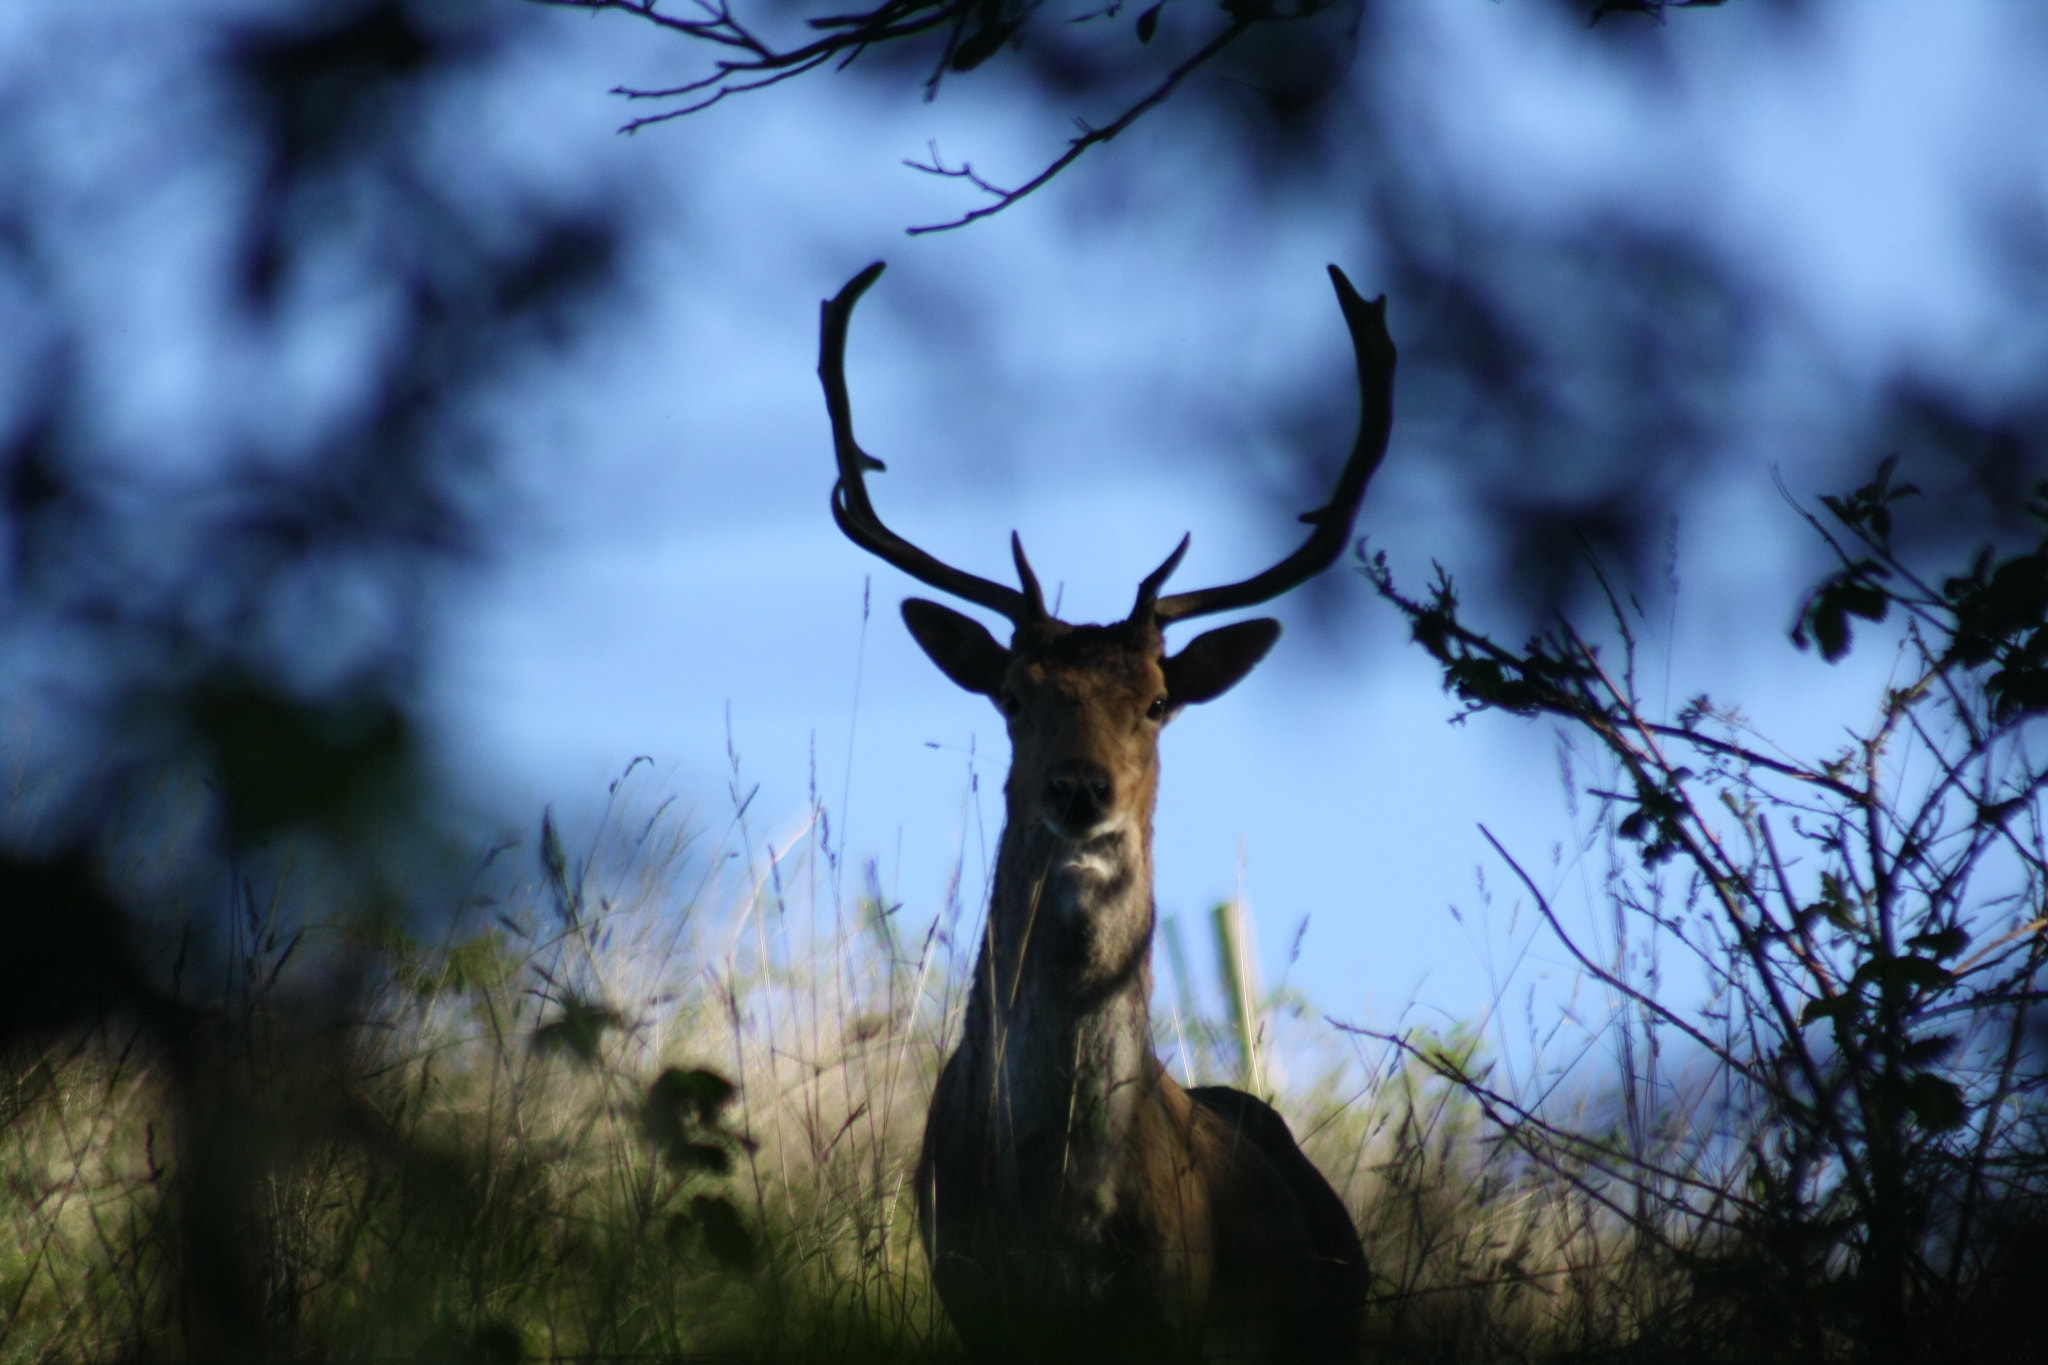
[1042,760,1115,839]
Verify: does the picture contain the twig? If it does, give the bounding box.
[1478,825,1747,1077]
[904,20,1250,233]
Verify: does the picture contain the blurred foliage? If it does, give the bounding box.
[0,0,629,1355]
[0,0,623,962]
[4,0,2048,1359]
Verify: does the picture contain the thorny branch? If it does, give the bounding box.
[1360,458,2048,1324]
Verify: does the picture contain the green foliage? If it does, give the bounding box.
[434,930,521,996]
[1370,456,2048,1362]
[185,673,414,845]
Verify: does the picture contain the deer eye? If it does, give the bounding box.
[1146,694,1169,722]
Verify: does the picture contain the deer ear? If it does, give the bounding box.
[1163,619,1281,707]
[902,599,1011,696]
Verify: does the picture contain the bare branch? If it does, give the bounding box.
[1333,1021,1754,1228]
[535,1,1297,232]
[904,20,1251,234]
[1478,825,1750,1078]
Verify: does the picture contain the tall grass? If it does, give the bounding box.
[12,463,2041,1363]
[1,739,1668,1363]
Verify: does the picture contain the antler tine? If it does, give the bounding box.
[1128,534,1191,622]
[1010,533,1048,619]
[1151,266,1396,625]
[822,262,1036,625]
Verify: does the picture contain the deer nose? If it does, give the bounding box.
[1045,761,1114,830]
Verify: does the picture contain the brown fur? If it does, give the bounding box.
[817,260,1396,1362]
[909,615,1367,1364]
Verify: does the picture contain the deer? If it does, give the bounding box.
[817,261,1394,1364]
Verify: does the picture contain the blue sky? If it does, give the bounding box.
[407,1,2048,1035]
[11,1,2045,1043]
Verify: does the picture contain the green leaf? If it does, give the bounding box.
[430,932,518,997]
[1812,873,1859,933]
[691,1194,756,1271]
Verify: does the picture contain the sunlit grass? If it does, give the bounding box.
[23,720,2031,1363]
[0,755,1665,1364]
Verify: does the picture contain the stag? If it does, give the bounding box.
[819,262,1394,1364]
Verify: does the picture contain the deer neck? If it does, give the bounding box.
[959,808,1159,1199]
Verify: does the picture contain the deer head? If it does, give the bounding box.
[819,262,1395,855]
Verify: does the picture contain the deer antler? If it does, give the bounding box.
[1141,266,1397,625]
[821,261,1047,626]
[822,262,1393,631]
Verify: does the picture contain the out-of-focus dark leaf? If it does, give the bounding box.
[1906,927,1969,962]
[1839,581,1889,622]
[536,806,589,929]
[670,1141,732,1175]
[0,0,626,1352]
[650,1065,739,1123]
[1793,562,1892,663]
[1902,1032,1960,1069]
[690,1194,755,1271]
[1799,993,1859,1029]
[1808,872,1859,934]
[1903,1072,1966,1133]
[0,851,152,1047]
[531,993,620,1064]
[187,676,412,846]
[1849,954,1954,997]
[1949,548,2048,671]
[950,21,1014,72]
[224,0,478,306]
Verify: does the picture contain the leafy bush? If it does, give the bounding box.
[1367,458,2048,1364]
